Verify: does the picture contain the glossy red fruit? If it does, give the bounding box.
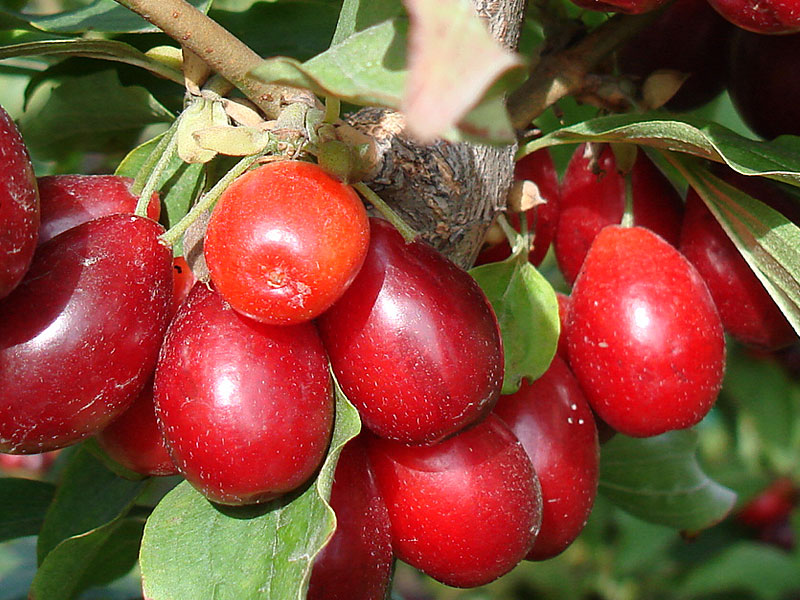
[556,292,571,360]
[476,149,560,266]
[707,0,800,33]
[617,0,733,110]
[494,356,599,561]
[96,378,177,477]
[204,160,370,325]
[569,0,668,13]
[0,104,39,299]
[170,256,196,317]
[308,436,393,600]
[738,478,798,529]
[318,218,504,445]
[0,214,172,453]
[567,226,725,437]
[37,174,160,245]
[555,144,683,285]
[679,182,796,350]
[367,414,542,588]
[728,31,800,139]
[154,283,334,505]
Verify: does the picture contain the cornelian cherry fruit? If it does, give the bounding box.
[204,160,370,325]
[567,226,725,437]
[367,414,541,588]
[318,218,504,445]
[494,356,599,561]
[0,104,38,300]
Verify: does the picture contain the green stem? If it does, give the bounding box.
[134,128,179,217]
[160,151,268,247]
[620,171,635,228]
[354,183,419,242]
[131,120,180,197]
[324,96,341,124]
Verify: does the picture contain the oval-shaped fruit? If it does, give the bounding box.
[204,160,370,325]
[318,218,504,444]
[170,255,196,317]
[617,0,733,110]
[367,414,542,588]
[37,174,160,245]
[494,356,599,561]
[569,0,668,14]
[679,184,796,350]
[96,378,177,477]
[308,436,393,600]
[555,144,683,285]
[154,283,334,505]
[476,149,560,266]
[737,478,798,530]
[728,30,800,139]
[0,104,39,299]
[707,0,800,33]
[0,214,172,453]
[566,226,725,437]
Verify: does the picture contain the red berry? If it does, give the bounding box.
[679,180,796,350]
[0,104,39,299]
[37,174,160,245]
[738,478,798,529]
[475,149,560,266]
[318,218,504,445]
[567,226,725,437]
[707,0,800,33]
[0,214,172,453]
[154,283,333,505]
[556,292,571,360]
[367,414,542,588]
[96,378,178,477]
[308,436,393,600]
[494,356,599,560]
[555,144,683,285]
[170,256,196,318]
[204,160,370,325]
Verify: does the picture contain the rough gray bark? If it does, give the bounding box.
[348,0,527,269]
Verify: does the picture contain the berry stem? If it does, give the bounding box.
[134,125,179,217]
[131,120,179,197]
[621,172,635,228]
[160,150,271,247]
[354,183,419,242]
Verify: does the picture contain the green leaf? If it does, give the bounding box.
[0,39,183,84]
[0,479,55,543]
[722,345,800,472]
[212,1,341,62]
[37,446,147,564]
[140,380,361,600]
[19,70,173,160]
[331,0,403,45]
[115,132,206,239]
[401,0,523,141]
[30,517,145,600]
[253,17,515,143]
[254,18,408,108]
[519,113,800,187]
[10,0,211,34]
[677,542,800,600]
[470,257,559,394]
[665,154,800,338]
[599,430,737,531]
